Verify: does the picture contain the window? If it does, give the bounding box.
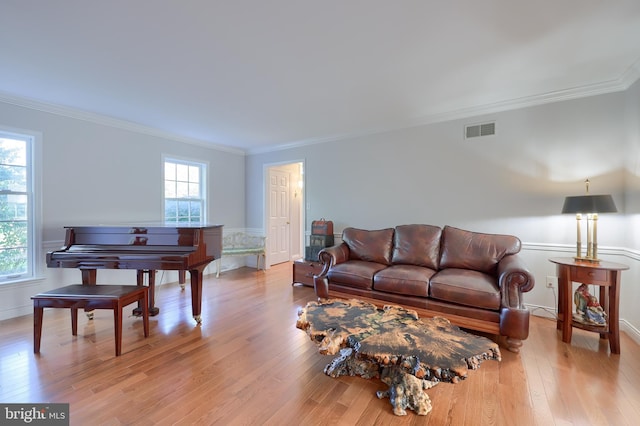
[1,129,39,283]
[163,157,207,223]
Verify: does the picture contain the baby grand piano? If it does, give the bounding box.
[46,223,223,323]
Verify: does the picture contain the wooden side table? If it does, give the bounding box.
[549,257,629,354]
[293,259,323,287]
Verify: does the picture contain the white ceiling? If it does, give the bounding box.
[1,1,639,154]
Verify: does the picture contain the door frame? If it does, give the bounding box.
[263,160,305,268]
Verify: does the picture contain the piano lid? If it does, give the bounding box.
[61,223,223,247]
[65,222,223,230]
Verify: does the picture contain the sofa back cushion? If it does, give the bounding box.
[342,227,394,265]
[439,226,521,275]
[391,224,442,269]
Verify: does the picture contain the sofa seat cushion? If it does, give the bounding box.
[373,265,435,297]
[327,260,388,290]
[429,268,501,310]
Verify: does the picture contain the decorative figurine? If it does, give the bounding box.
[574,283,607,326]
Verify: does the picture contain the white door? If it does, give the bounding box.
[268,168,290,265]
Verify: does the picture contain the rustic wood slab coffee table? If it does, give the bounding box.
[296,299,501,416]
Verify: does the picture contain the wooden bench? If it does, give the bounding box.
[216,232,266,277]
[32,284,150,356]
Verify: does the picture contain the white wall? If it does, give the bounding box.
[247,90,628,240]
[246,83,640,342]
[621,79,640,336]
[0,101,245,320]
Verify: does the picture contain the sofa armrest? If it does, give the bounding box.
[498,254,535,309]
[317,243,349,275]
[314,243,350,299]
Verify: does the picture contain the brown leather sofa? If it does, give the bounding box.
[314,224,535,353]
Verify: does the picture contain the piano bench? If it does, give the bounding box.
[32,285,150,356]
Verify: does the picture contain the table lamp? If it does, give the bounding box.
[561,179,617,263]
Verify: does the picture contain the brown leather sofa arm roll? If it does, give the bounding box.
[317,243,350,276]
[314,243,350,299]
[498,254,535,309]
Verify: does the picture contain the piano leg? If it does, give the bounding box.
[81,269,97,319]
[189,267,206,324]
[134,270,160,317]
[81,269,97,285]
[179,270,186,290]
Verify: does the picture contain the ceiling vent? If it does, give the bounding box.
[465,121,495,139]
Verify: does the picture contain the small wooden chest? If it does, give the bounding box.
[293,259,322,287]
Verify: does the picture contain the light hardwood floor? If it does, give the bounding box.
[1,262,639,425]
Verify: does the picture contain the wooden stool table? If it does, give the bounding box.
[32,285,150,356]
[549,257,629,354]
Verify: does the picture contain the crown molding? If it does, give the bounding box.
[620,56,640,88]
[2,58,638,158]
[249,60,640,155]
[0,91,246,156]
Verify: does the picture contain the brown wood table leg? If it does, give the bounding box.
[558,265,573,344]
[598,285,608,340]
[556,265,565,332]
[71,307,78,335]
[609,271,621,354]
[114,299,123,356]
[33,304,43,353]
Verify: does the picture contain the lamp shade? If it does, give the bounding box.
[561,194,617,214]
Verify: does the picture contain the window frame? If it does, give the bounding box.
[162,155,208,224]
[0,126,42,284]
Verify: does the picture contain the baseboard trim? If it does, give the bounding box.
[620,320,640,346]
